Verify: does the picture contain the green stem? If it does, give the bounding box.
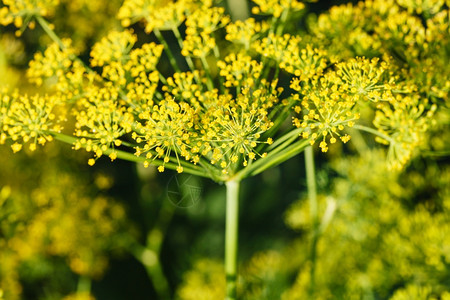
[234,138,310,181]
[225,179,240,300]
[50,132,208,178]
[35,15,96,75]
[171,26,196,72]
[304,146,318,298]
[353,124,395,144]
[129,195,174,300]
[129,243,171,300]
[35,15,65,50]
[76,276,91,294]
[154,28,181,73]
[213,45,225,94]
[200,55,215,91]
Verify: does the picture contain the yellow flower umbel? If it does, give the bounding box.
[1,91,64,152]
[292,57,400,152]
[251,0,305,18]
[0,90,13,145]
[374,95,437,170]
[73,88,133,165]
[27,39,90,101]
[90,30,137,86]
[336,57,395,102]
[182,6,230,58]
[200,54,279,173]
[225,18,270,50]
[132,96,196,173]
[0,0,60,34]
[118,0,200,33]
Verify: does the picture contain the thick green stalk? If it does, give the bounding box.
[304,146,318,298]
[225,179,240,300]
[128,167,175,300]
[76,276,91,294]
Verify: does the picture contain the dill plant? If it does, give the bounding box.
[0,0,447,299]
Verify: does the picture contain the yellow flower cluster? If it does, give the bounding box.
[0,89,64,152]
[396,0,445,17]
[27,39,89,100]
[90,30,136,67]
[291,57,404,153]
[336,57,394,102]
[374,96,437,170]
[182,6,230,57]
[133,97,196,173]
[251,0,305,18]
[282,151,450,299]
[73,88,134,165]
[0,0,444,177]
[217,53,263,88]
[176,259,225,300]
[0,0,59,32]
[118,0,199,33]
[162,71,205,106]
[252,33,302,64]
[89,29,164,87]
[225,18,270,50]
[0,160,130,299]
[90,30,136,86]
[202,85,276,171]
[131,54,278,175]
[279,44,328,82]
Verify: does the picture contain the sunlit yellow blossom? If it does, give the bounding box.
[90,30,137,67]
[162,71,207,106]
[396,0,445,17]
[182,6,229,57]
[307,2,384,58]
[176,259,225,300]
[0,0,59,33]
[27,39,90,100]
[225,18,270,49]
[336,57,395,102]
[73,87,134,164]
[125,42,164,76]
[1,91,64,152]
[373,95,437,170]
[252,33,301,64]
[133,97,196,171]
[281,44,328,83]
[376,11,426,60]
[251,0,305,18]
[292,66,361,151]
[0,90,13,145]
[201,84,278,171]
[181,33,217,58]
[217,53,263,88]
[118,0,199,33]
[90,30,136,86]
